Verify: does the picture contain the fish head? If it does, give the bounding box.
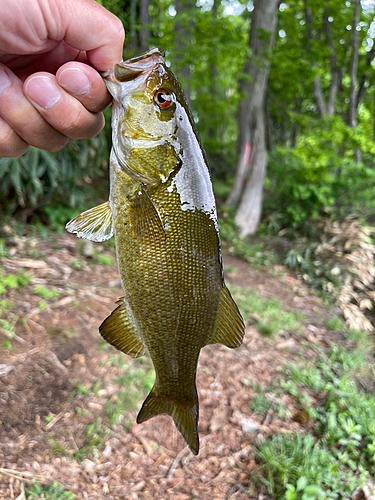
[103,47,192,184]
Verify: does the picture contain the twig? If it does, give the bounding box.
[233,445,253,460]
[167,435,211,478]
[15,482,25,500]
[44,411,65,431]
[0,327,26,344]
[167,446,191,479]
[225,482,247,499]
[0,468,42,483]
[262,410,272,426]
[43,350,68,372]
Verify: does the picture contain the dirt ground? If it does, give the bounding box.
[0,231,338,499]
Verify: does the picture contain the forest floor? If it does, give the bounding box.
[0,228,365,499]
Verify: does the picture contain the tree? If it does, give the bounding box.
[227,0,280,235]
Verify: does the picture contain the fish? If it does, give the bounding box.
[66,47,244,455]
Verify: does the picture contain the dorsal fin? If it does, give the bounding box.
[206,285,244,348]
[66,201,114,242]
[99,299,146,358]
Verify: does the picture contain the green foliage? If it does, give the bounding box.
[230,285,304,335]
[42,205,81,234]
[33,285,60,300]
[0,134,108,214]
[325,316,346,331]
[0,268,33,295]
[73,418,106,461]
[105,359,155,426]
[219,215,279,267]
[25,482,75,499]
[251,394,273,414]
[93,249,114,266]
[255,335,375,498]
[265,115,375,229]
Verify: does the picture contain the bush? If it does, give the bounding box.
[0,132,109,214]
[264,115,375,230]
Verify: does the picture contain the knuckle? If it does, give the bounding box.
[59,108,85,137]
[114,18,125,43]
[59,109,104,140]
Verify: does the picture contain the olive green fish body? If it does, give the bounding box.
[66,48,244,455]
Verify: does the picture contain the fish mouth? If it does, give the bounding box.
[102,47,165,100]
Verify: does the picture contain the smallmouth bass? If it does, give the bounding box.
[66,47,244,455]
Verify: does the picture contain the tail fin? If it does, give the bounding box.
[137,386,199,455]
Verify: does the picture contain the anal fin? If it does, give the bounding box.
[137,386,199,455]
[66,201,114,242]
[99,299,146,358]
[207,285,244,348]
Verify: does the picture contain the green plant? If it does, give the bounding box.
[0,133,109,214]
[255,334,375,497]
[105,361,155,426]
[218,215,279,268]
[93,251,113,266]
[0,268,33,295]
[71,381,90,397]
[73,418,106,461]
[25,481,75,499]
[325,316,345,331]
[49,437,68,455]
[230,285,304,335]
[251,394,273,414]
[42,205,82,234]
[33,285,60,300]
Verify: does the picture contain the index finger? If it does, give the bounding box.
[44,0,125,71]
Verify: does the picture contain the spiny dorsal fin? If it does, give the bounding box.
[66,201,114,242]
[207,285,244,348]
[137,386,199,455]
[99,299,146,358]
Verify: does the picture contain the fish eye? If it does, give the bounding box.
[154,89,173,109]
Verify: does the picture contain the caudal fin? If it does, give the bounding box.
[137,386,199,455]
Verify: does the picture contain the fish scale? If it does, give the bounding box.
[66,47,244,455]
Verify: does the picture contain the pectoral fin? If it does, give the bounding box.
[129,185,166,242]
[66,201,114,242]
[137,386,199,455]
[99,299,146,358]
[207,285,245,348]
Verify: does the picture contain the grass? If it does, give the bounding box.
[73,418,106,461]
[25,482,75,499]
[253,327,375,498]
[229,285,304,335]
[33,285,60,300]
[0,268,33,294]
[105,359,155,426]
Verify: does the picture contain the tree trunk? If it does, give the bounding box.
[227,0,280,235]
[349,0,360,128]
[349,0,361,162]
[139,0,151,52]
[323,7,340,115]
[174,0,195,103]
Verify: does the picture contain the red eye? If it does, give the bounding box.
[154,89,172,109]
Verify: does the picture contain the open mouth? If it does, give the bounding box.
[102,47,165,99]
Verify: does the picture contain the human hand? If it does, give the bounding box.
[0,0,124,157]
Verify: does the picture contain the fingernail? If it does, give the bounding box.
[26,76,61,109]
[58,68,91,95]
[0,66,10,94]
